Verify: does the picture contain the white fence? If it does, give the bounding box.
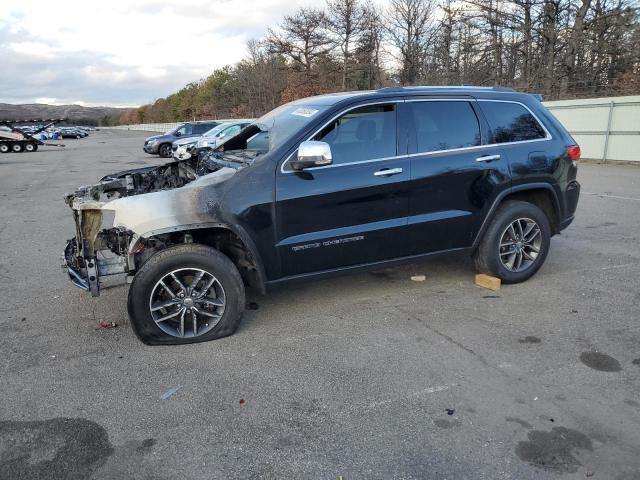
[107,95,640,163]
[108,122,183,133]
[543,95,640,163]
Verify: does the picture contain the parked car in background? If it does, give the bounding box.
[190,120,253,160]
[143,121,220,158]
[172,120,252,161]
[57,127,87,139]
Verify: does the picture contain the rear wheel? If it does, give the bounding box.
[0,143,8,153]
[158,143,172,158]
[474,200,551,284]
[24,142,36,152]
[127,244,245,345]
[11,143,23,153]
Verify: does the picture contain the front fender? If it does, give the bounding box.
[102,167,237,236]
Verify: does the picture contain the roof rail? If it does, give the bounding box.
[376,87,406,92]
[376,85,516,92]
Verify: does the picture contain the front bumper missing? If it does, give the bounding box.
[62,237,128,297]
[63,238,95,294]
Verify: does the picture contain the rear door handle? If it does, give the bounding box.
[476,154,501,162]
[374,167,403,177]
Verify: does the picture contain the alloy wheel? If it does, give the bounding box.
[498,217,542,272]
[149,268,226,338]
[160,145,171,157]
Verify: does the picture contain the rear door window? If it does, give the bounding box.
[480,101,547,143]
[405,101,480,154]
[193,124,212,134]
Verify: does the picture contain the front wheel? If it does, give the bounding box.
[127,244,245,345]
[24,142,36,152]
[11,143,23,153]
[158,143,172,158]
[474,200,551,284]
[0,143,8,153]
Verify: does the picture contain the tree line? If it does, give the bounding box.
[110,0,640,125]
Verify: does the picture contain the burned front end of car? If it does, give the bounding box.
[61,145,257,297]
[62,161,200,296]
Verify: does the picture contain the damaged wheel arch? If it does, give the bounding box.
[137,222,268,295]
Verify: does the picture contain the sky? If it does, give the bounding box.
[0,0,318,107]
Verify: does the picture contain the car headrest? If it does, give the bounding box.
[356,120,376,142]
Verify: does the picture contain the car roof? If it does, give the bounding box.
[290,85,536,108]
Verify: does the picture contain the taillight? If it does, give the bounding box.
[567,145,581,162]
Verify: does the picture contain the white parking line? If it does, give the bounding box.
[367,385,449,409]
[582,192,640,202]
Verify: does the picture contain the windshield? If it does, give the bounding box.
[254,103,329,153]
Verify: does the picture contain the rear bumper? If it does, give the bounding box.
[560,180,580,231]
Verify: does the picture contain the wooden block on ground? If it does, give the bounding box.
[475,273,501,291]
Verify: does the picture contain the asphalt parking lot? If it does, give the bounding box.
[1,129,639,480]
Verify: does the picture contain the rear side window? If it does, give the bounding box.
[314,104,396,165]
[406,101,480,154]
[193,124,212,134]
[480,101,547,143]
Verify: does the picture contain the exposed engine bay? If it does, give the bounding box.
[65,149,261,206]
[63,139,264,296]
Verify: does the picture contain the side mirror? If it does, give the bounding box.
[175,131,182,137]
[290,141,333,171]
[217,132,226,139]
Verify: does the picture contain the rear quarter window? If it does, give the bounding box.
[480,101,547,143]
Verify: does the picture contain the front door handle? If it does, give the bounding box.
[476,154,501,162]
[374,167,403,177]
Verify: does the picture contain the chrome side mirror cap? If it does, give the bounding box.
[290,141,333,171]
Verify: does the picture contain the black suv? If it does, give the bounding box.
[143,121,220,158]
[63,86,580,345]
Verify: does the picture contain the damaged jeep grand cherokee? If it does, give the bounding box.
[63,86,581,345]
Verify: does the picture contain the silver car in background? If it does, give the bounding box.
[172,120,253,161]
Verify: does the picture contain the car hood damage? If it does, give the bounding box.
[62,151,258,296]
[64,152,259,235]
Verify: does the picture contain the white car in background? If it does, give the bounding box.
[172,120,253,161]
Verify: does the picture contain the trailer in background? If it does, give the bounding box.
[0,119,66,153]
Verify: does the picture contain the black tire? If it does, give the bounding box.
[158,143,172,158]
[0,143,8,153]
[474,200,551,284]
[24,142,36,152]
[11,143,23,153]
[127,244,245,345]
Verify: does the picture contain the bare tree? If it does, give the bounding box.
[327,0,365,89]
[386,0,438,84]
[114,0,640,125]
[354,2,386,88]
[266,8,334,73]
